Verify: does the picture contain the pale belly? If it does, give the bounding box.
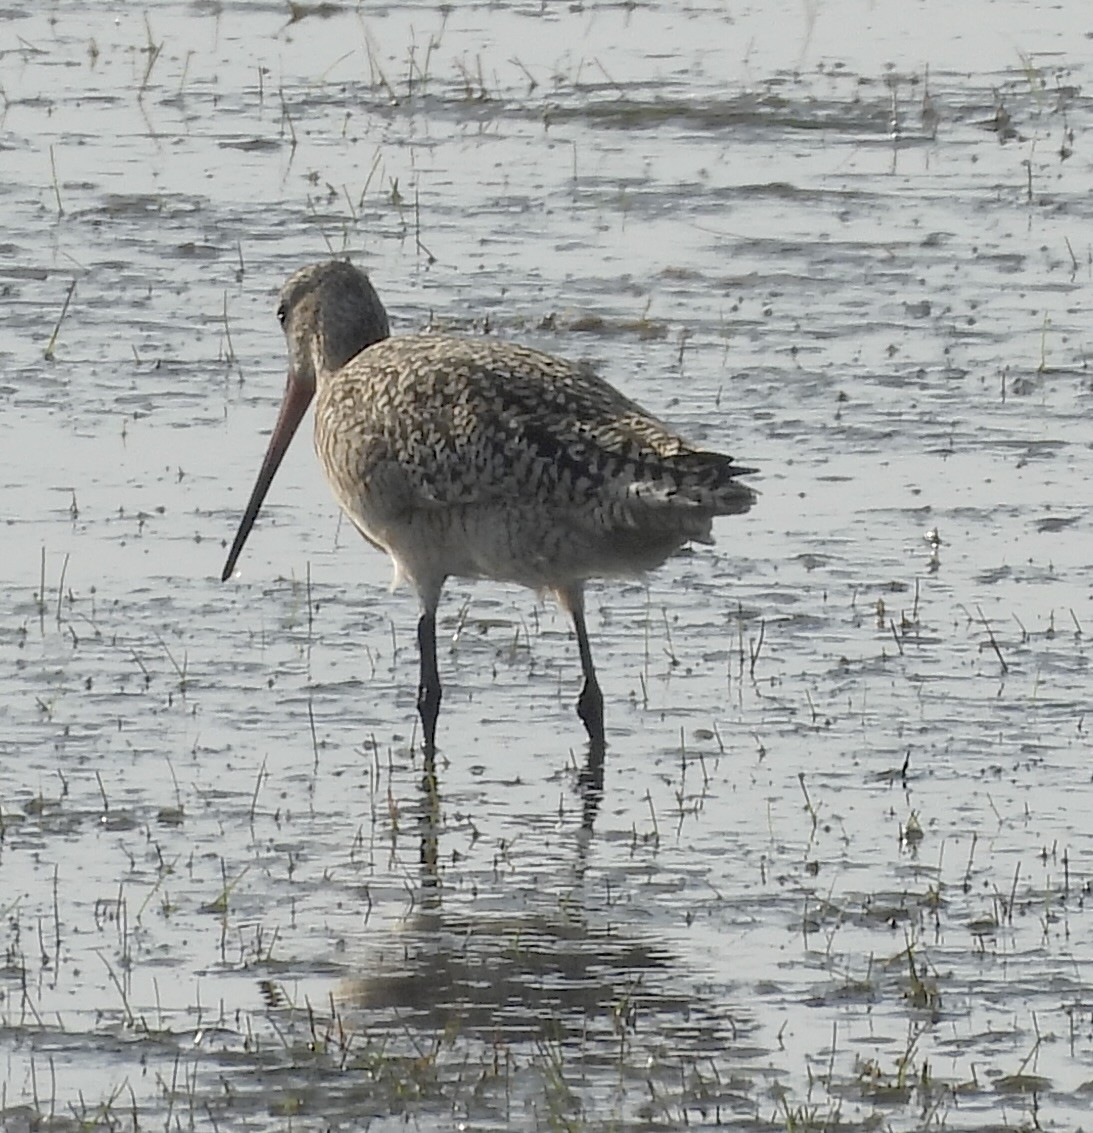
[336,492,685,596]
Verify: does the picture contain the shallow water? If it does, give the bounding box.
[2,1,1093,1129]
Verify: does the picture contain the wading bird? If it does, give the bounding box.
[222,261,755,762]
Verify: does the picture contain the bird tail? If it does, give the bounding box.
[674,450,756,513]
[628,450,757,519]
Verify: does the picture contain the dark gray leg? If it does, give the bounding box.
[558,585,605,752]
[416,607,441,755]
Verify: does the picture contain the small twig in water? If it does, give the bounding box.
[749,618,765,676]
[249,756,267,825]
[962,831,978,892]
[308,697,320,770]
[1007,861,1020,925]
[55,552,69,624]
[661,607,678,667]
[94,770,110,815]
[221,292,238,371]
[278,88,298,148]
[37,545,47,624]
[644,790,660,846]
[49,145,64,216]
[44,280,77,361]
[976,605,1009,674]
[138,15,163,97]
[1064,236,1079,274]
[153,631,189,691]
[95,950,136,1027]
[798,772,818,831]
[889,618,904,656]
[413,186,437,265]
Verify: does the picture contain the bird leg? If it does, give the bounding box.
[416,607,442,756]
[558,585,605,753]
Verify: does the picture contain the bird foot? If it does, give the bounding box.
[576,679,605,753]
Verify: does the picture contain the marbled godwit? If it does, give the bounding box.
[222,260,755,758]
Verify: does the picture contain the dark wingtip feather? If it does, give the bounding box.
[666,450,758,512]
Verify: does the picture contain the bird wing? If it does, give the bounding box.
[339,336,753,517]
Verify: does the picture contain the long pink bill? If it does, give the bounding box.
[221,376,314,582]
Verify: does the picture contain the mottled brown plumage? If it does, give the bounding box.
[223,260,756,762]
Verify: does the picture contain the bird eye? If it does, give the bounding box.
[276,304,287,325]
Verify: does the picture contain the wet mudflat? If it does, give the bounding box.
[2,0,1093,1129]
